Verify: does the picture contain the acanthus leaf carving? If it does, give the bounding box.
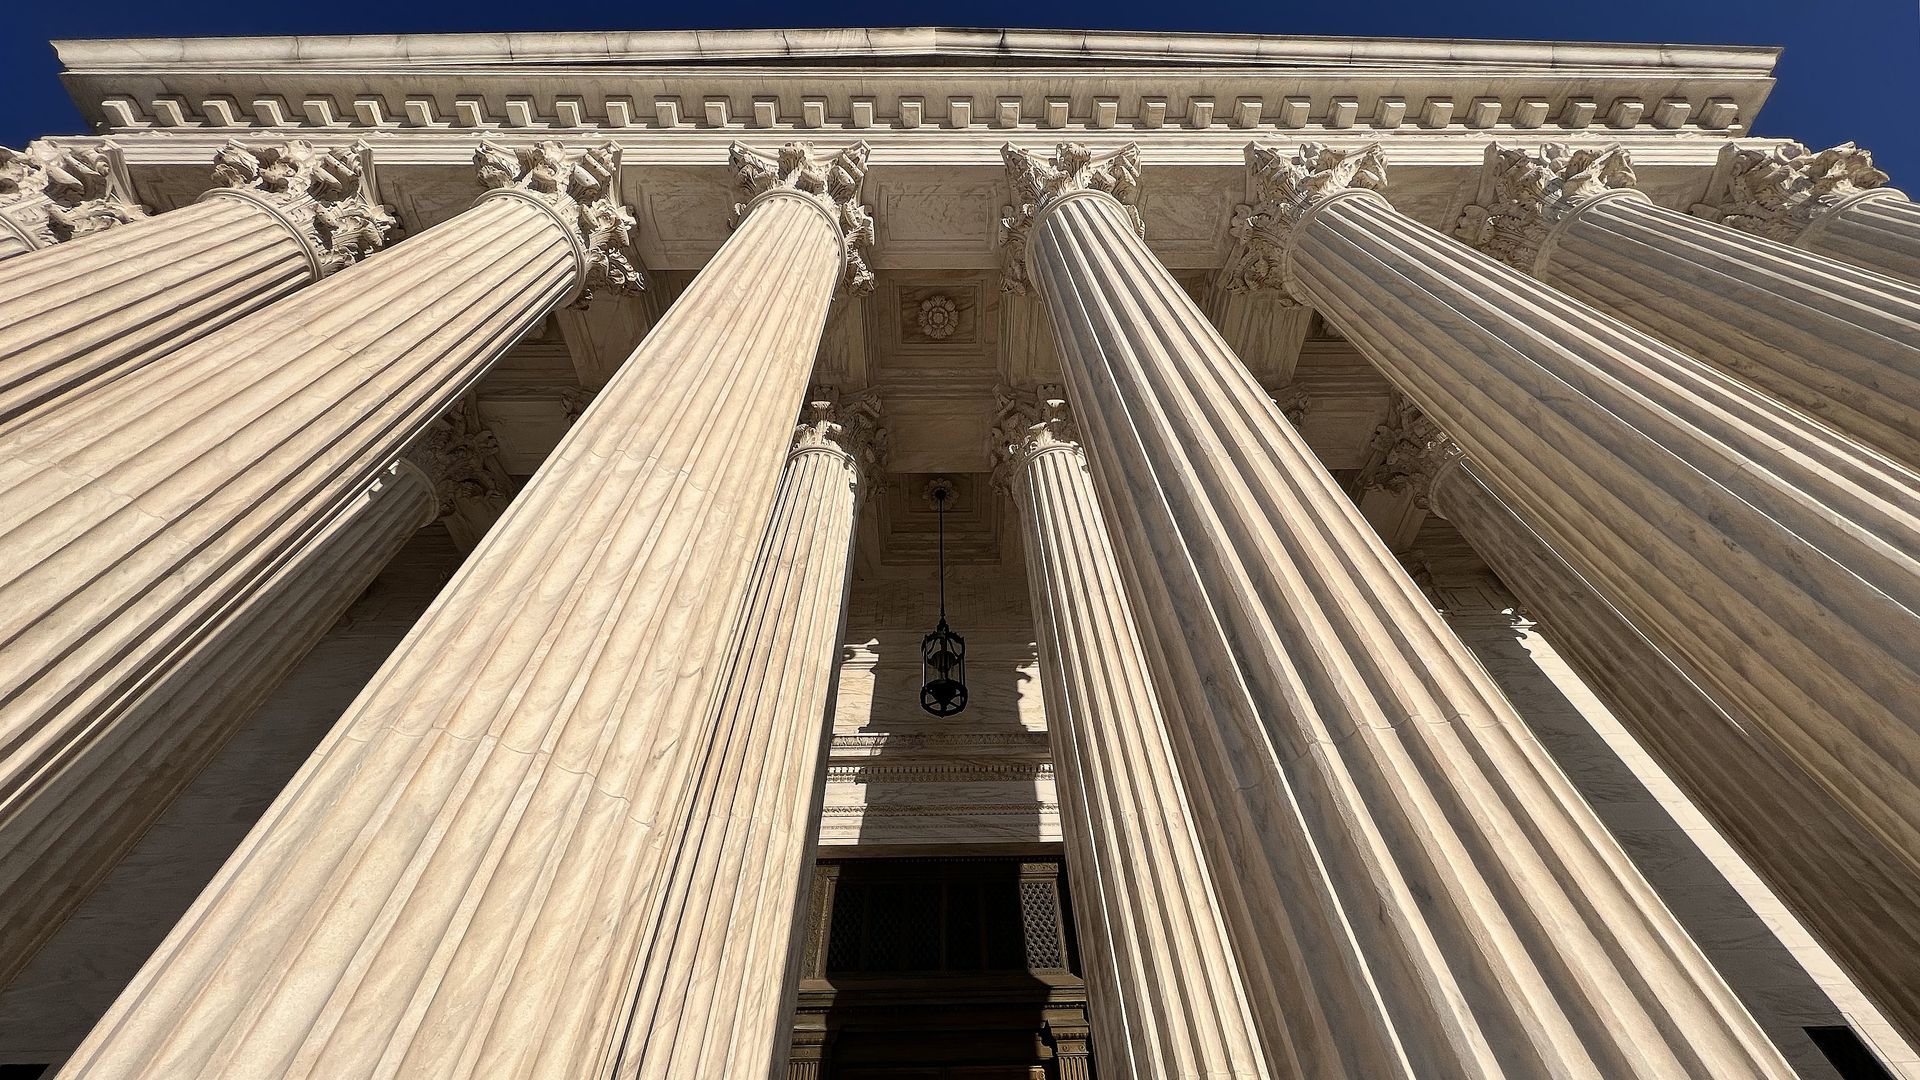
[998,142,1142,297]
[404,397,514,516]
[212,139,396,275]
[728,141,876,297]
[794,384,887,489]
[0,140,147,249]
[1454,142,1639,273]
[1268,382,1311,428]
[1355,392,1462,509]
[1701,141,1896,243]
[474,139,645,304]
[1226,141,1388,298]
[990,382,1082,491]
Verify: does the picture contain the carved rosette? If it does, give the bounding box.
[990,383,1082,491]
[1269,382,1311,428]
[474,140,644,303]
[210,139,396,275]
[1225,142,1388,298]
[0,140,147,249]
[1701,141,1896,244]
[792,385,887,491]
[729,141,876,296]
[999,143,1143,297]
[1455,142,1641,273]
[1356,393,1462,508]
[404,398,513,516]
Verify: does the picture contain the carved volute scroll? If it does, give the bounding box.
[1454,142,1643,272]
[998,142,1142,296]
[404,396,513,517]
[0,140,147,250]
[1224,141,1387,298]
[474,139,645,303]
[728,141,876,296]
[793,384,888,493]
[1699,140,1898,243]
[1355,392,1462,509]
[206,139,396,276]
[989,382,1082,492]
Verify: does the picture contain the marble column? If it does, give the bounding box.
[56,140,872,1079]
[0,140,145,260]
[1005,142,1790,1078]
[0,139,637,994]
[614,386,880,1078]
[0,139,393,428]
[0,460,435,987]
[1457,142,1920,470]
[1427,456,1920,1043]
[1697,140,1920,288]
[1233,140,1920,944]
[992,383,1269,1080]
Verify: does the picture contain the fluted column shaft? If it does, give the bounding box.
[0,461,434,985]
[1002,400,1269,1080]
[56,154,862,1079]
[0,141,390,429]
[1257,146,1920,890]
[1429,459,1920,1042]
[0,144,620,1014]
[1016,151,1788,1077]
[613,396,873,1079]
[1798,191,1920,285]
[1531,190,1920,469]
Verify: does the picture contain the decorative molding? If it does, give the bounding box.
[0,139,146,250]
[792,384,887,487]
[999,142,1142,296]
[916,293,959,339]
[1454,142,1641,272]
[404,396,514,515]
[821,802,1057,817]
[1224,141,1386,297]
[825,761,1054,784]
[475,139,644,302]
[830,731,1051,754]
[728,140,876,295]
[1355,392,1461,508]
[990,382,1081,490]
[1695,140,1900,244]
[207,139,394,275]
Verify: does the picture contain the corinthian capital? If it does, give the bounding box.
[1355,393,1461,509]
[0,140,147,250]
[794,385,887,487]
[1455,143,1641,273]
[475,140,644,303]
[1224,142,1387,296]
[405,397,513,516]
[729,141,876,297]
[998,143,1142,296]
[210,139,395,275]
[1698,141,1897,243]
[990,383,1082,490]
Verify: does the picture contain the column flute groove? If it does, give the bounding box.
[0,141,639,999]
[0,139,394,429]
[1457,142,1920,469]
[994,383,1271,1080]
[1007,141,1790,1079]
[53,140,872,1080]
[1233,141,1920,978]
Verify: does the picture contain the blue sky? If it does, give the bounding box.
[2,0,1917,181]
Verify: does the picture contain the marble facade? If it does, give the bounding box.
[2,25,1919,1079]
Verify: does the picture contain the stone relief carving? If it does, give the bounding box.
[474,139,644,302]
[728,140,876,296]
[1454,142,1639,272]
[1699,140,1895,243]
[210,139,396,275]
[998,142,1143,296]
[405,397,514,516]
[1224,141,1388,297]
[0,140,147,249]
[794,384,888,488]
[916,294,959,339]
[1356,392,1461,508]
[1269,382,1311,427]
[990,382,1081,490]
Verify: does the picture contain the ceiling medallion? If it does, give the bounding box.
[917,294,959,340]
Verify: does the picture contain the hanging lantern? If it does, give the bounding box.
[920,478,968,716]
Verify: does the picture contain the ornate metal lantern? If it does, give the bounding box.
[920,478,968,716]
